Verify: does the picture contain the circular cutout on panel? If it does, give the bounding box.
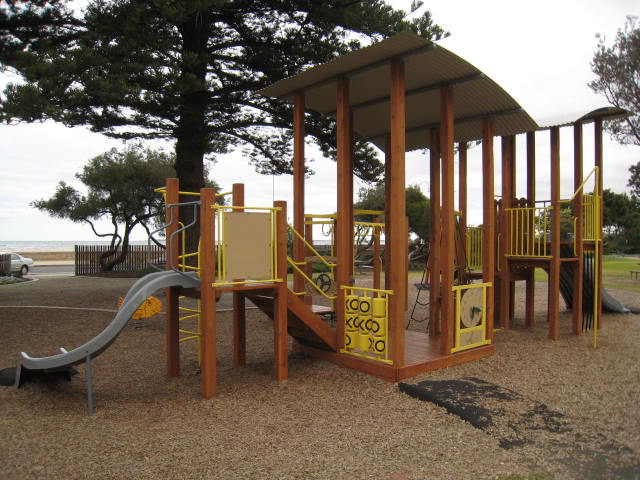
[460,287,483,328]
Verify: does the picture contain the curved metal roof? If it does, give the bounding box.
[258,31,537,151]
[536,106,630,130]
[258,32,629,151]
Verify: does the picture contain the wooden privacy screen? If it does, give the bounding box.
[223,211,273,281]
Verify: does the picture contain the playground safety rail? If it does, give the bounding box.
[465,226,483,270]
[504,205,552,258]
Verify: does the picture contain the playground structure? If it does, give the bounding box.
[13,32,631,409]
[158,32,629,398]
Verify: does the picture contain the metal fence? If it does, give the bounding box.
[75,244,165,275]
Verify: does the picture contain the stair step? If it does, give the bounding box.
[246,291,337,351]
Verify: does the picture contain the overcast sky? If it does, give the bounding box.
[0,0,638,242]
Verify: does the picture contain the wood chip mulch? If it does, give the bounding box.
[0,276,638,480]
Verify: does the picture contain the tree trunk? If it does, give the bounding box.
[174,11,211,261]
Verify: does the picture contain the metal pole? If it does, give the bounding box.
[86,355,94,416]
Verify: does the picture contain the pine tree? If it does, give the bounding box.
[1,0,446,192]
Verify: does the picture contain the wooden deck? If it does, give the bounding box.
[295,330,494,382]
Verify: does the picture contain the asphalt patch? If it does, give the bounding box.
[399,377,640,479]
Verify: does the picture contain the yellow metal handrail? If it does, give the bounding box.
[287,257,337,300]
[287,223,336,268]
[465,226,483,270]
[504,205,552,258]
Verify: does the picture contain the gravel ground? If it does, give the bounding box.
[0,275,638,480]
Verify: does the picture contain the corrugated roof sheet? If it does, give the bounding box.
[258,32,629,151]
[536,106,630,130]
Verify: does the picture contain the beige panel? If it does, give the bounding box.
[224,211,273,281]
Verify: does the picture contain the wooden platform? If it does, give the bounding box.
[295,330,494,382]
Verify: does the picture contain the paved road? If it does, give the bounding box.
[29,264,75,276]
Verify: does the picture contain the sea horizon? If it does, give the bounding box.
[0,240,151,252]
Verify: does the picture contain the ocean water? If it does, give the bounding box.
[0,240,150,252]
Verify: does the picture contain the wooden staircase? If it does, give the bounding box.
[246,290,337,352]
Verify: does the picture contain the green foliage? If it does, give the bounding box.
[628,161,640,198]
[32,143,178,270]
[1,0,447,192]
[354,183,430,242]
[602,188,640,253]
[589,16,640,146]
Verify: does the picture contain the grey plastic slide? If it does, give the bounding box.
[15,270,201,381]
[602,287,630,314]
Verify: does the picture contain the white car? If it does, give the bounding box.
[0,253,34,275]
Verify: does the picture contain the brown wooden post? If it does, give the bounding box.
[549,127,561,340]
[459,142,468,250]
[482,119,496,342]
[440,85,455,355]
[232,183,246,365]
[335,77,351,350]
[388,59,407,365]
[293,93,306,298]
[373,216,381,290]
[594,118,604,327]
[509,136,517,321]
[525,132,536,328]
[573,122,584,335]
[499,136,514,329]
[165,178,180,377]
[429,128,441,336]
[274,200,289,381]
[200,187,217,398]
[384,137,392,292]
[348,109,355,279]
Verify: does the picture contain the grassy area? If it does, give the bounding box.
[533,255,640,293]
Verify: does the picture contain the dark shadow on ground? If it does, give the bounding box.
[399,377,640,480]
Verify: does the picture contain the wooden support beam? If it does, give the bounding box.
[384,137,392,292]
[274,200,289,381]
[525,132,536,328]
[388,59,407,365]
[232,183,246,365]
[594,118,604,326]
[440,85,455,355]
[348,109,355,278]
[573,123,584,335]
[508,135,517,322]
[549,127,561,340]
[374,216,382,291]
[200,187,217,399]
[335,77,351,350]
[458,142,468,249]
[293,93,306,298]
[499,136,514,329]
[165,178,180,377]
[482,119,495,342]
[428,128,441,336]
